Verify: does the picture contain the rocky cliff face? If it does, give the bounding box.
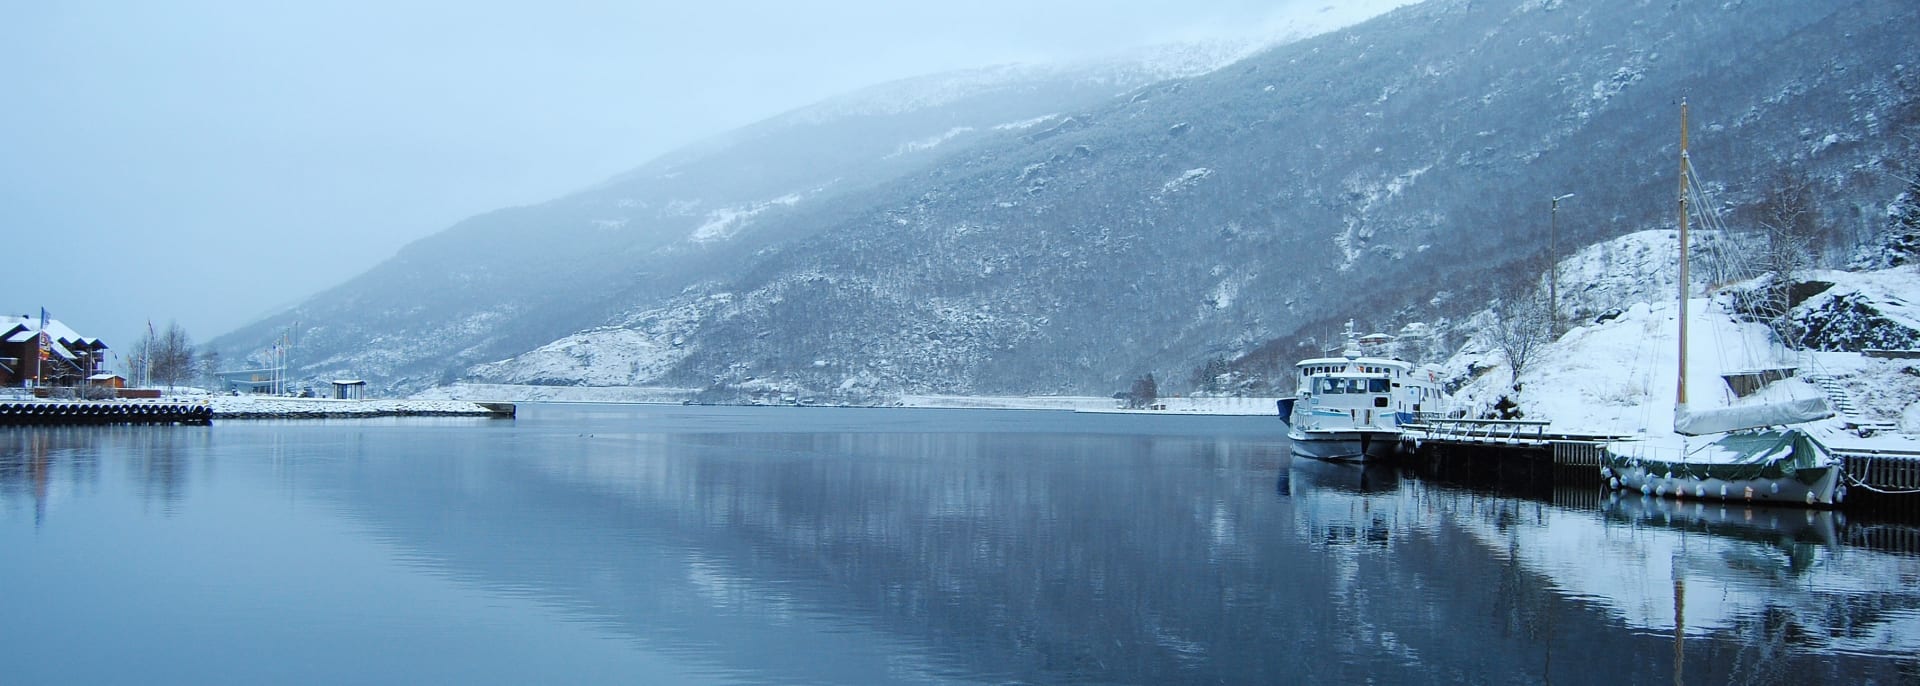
[220,0,1920,400]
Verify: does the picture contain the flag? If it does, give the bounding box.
[37,308,50,360]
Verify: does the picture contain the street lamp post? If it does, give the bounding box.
[1550,193,1575,335]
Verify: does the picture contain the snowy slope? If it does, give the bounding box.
[1441,231,1920,448]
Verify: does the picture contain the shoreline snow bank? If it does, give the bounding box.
[412,383,699,405]
[209,395,505,419]
[897,394,1283,415]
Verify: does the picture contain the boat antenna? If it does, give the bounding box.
[1676,99,1691,408]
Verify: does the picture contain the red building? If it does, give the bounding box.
[1,314,109,388]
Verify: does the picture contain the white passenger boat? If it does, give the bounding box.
[1280,322,1446,462]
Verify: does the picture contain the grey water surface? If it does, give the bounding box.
[3,404,1916,684]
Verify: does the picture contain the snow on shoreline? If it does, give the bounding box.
[410,383,1283,415]
[899,394,1284,415]
[209,395,503,419]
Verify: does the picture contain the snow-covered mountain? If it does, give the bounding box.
[218,0,1920,401]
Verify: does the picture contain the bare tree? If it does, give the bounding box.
[1489,289,1552,390]
[1745,170,1821,347]
[150,321,196,390]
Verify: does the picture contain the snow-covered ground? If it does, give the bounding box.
[898,394,1283,415]
[1445,283,1920,454]
[414,383,699,405]
[403,385,1283,416]
[209,395,503,419]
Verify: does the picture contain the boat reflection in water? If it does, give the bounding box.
[1285,455,1403,495]
[1281,450,1920,679]
[1408,463,1919,678]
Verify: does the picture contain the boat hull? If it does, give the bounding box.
[1602,430,1844,508]
[1606,462,1842,507]
[1288,428,1400,462]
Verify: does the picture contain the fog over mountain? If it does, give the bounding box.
[217,0,1920,401]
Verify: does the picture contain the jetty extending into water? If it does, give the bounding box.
[0,396,515,424]
[207,396,515,419]
[0,400,213,426]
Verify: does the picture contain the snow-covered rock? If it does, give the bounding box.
[1793,266,1920,351]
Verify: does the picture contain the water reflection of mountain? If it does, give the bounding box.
[302,409,1917,684]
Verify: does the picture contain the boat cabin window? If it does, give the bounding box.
[1314,377,1391,394]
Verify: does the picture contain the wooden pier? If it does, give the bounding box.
[1836,447,1920,496]
[0,400,213,426]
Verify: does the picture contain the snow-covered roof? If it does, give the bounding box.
[89,373,122,380]
[331,379,367,386]
[1295,355,1412,369]
[0,314,96,347]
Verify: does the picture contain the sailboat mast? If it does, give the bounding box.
[1676,100,1691,407]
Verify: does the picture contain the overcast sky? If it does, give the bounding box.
[2,0,1408,358]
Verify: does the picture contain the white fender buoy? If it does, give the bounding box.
[1771,482,1781,495]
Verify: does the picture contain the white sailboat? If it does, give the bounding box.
[1601,101,1843,507]
[1280,321,1447,462]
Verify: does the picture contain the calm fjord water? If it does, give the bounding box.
[3,404,1916,684]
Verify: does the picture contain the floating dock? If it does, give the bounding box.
[0,400,213,426]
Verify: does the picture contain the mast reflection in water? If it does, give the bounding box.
[2,405,1916,684]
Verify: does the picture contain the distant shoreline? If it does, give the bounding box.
[414,383,1284,416]
[209,395,512,419]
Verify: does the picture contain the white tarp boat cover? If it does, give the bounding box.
[1674,395,1832,436]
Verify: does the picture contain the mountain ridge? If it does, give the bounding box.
[218,0,1920,401]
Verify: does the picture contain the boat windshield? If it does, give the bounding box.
[1314,377,1389,394]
